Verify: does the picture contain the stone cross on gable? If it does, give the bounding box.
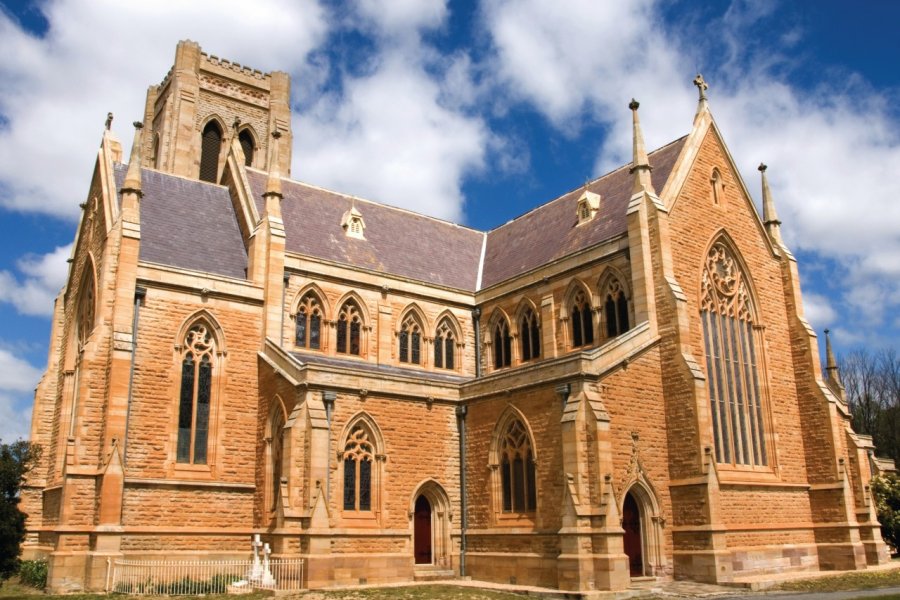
[693,74,709,101]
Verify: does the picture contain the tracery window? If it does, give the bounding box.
[701,242,767,467]
[570,289,594,348]
[238,129,254,167]
[343,425,374,511]
[519,307,540,362]
[499,418,537,513]
[295,292,323,350]
[199,121,223,183]
[76,271,96,352]
[336,300,362,356]
[434,318,456,370]
[177,323,216,464]
[493,318,512,369]
[602,278,630,338]
[399,315,422,364]
[269,406,285,512]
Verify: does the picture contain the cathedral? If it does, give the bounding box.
[23,40,892,593]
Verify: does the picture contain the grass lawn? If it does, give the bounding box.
[775,566,900,593]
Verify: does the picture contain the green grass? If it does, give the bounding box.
[775,566,900,592]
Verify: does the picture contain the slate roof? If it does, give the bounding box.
[480,136,686,289]
[246,171,484,291]
[114,164,248,279]
[120,135,686,291]
[290,351,471,384]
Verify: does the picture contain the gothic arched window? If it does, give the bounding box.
[269,405,286,512]
[199,121,223,183]
[238,129,254,167]
[295,292,323,350]
[76,270,96,353]
[519,307,540,362]
[434,318,456,370]
[701,241,767,467]
[499,418,537,513]
[177,323,217,464]
[570,289,594,348]
[602,277,630,338]
[399,315,422,364]
[493,318,512,369]
[336,300,363,356]
[343,425,374,511]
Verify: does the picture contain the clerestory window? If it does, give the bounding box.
[519,307,541,362]
[570,289,594,348]
[336,300,363,356]
[434,318,456,370]
[602,277,630,338]
[399,315,422,365]
[295,292,323,350]
[493,318,512,369]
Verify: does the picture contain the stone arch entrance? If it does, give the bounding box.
[623,491,643,576]
[409,480,451,568]
[621,482,665,577]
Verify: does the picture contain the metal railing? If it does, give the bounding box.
[110,557,304,594]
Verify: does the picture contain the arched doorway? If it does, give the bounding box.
[414,495,432,564]
[623,491,643,576]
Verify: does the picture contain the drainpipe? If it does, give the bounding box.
[322,390,336,502]
[281,274,289,345]
[123,286,146,467]
[471,308,482,378]
[456,404,468,577]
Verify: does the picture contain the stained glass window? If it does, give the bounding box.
[176,323,216,464]
[434,319,456,370]
[337,300,363,355]
[602,278,630,338]
[400,316,422,365]
[342,426,374,511]
[295,292,323,350]
[499,418,536,512]
[571,289,593,347]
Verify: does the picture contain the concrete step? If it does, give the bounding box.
[413,568,457,582]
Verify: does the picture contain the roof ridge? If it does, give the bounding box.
[246,167,484,235]
[485,134,689,234]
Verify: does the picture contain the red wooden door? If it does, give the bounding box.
[622,492,643,576]
[414,495,432,564]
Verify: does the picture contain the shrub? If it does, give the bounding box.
[871,473,900,553]
[18,559,48,589]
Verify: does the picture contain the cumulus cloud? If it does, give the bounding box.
[802,292,837,332]
[0,348,42,442]
[0,0,328,219]
[483,0,900,338]
[0,244,71,316]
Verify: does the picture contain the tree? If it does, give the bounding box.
[871,474,900,553]
[0,439,40,582]
[838,348,900,468]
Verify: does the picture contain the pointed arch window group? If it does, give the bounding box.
[399,315,422,365]
[497,416,537,514]
[295,292,323,350]
[336,299,362,356]
[700,241,768,467]
[519,307,541,362]
[434,318,456,370]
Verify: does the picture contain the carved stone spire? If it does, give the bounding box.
[824,329,843,390]
[121,122,144,197]
[759,163,783,245]
[264,130,283,200]
[628,99,654,195]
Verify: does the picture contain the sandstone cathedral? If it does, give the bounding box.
[23,41,892,593]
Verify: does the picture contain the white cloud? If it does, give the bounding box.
[803,292,837,332]
[0,0,328,219]
[0,244,71,316]
[354,0,447,38]
[0,392,33,443]
[0,347,43,394]
[0,348,42,442]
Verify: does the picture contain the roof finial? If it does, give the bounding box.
[121,121,144,197]
[824,328,843,388]
[629,99,653,195]
[264,129,283,199]
[693,74,709,102]
[105,112,114,131]
[759,162,783,245]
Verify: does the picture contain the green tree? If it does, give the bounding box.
[871,473,900,553]
[0,439,41,582]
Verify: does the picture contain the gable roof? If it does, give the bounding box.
[245,171,485,291]
[480,136,686,289]
[114,164,249,280]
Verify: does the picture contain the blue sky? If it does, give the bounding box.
[0,0,898,441]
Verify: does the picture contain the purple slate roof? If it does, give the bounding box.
[115,164,248,279]
[246,170,484,290]
[480,136,686,289]
[290,351,471,384]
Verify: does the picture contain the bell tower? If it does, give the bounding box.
[140,40,292,182]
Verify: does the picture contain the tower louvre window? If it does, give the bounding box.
[199,121,223,183]
[238,129,254,166]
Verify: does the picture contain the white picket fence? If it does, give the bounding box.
[110,558,305,594]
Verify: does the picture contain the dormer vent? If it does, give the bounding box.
[576,190,601,225]
[341,206,366,240]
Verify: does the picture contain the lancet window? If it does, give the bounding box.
[493,318,512,369]
[519,307,540,362]
[434,318,456,370]
[76,271,96,352]
[238,129,254,167]
[701,242,767,467]
[399,315,422,364]
[343,425,374,511]
[295,292,323,350]
[199,120,223,183]
[177,323,216,464]
[336,300,363,356]
[602,277,630,338]
[499,418,537,512]
[570,289,594,348]
[269,406,285,512]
